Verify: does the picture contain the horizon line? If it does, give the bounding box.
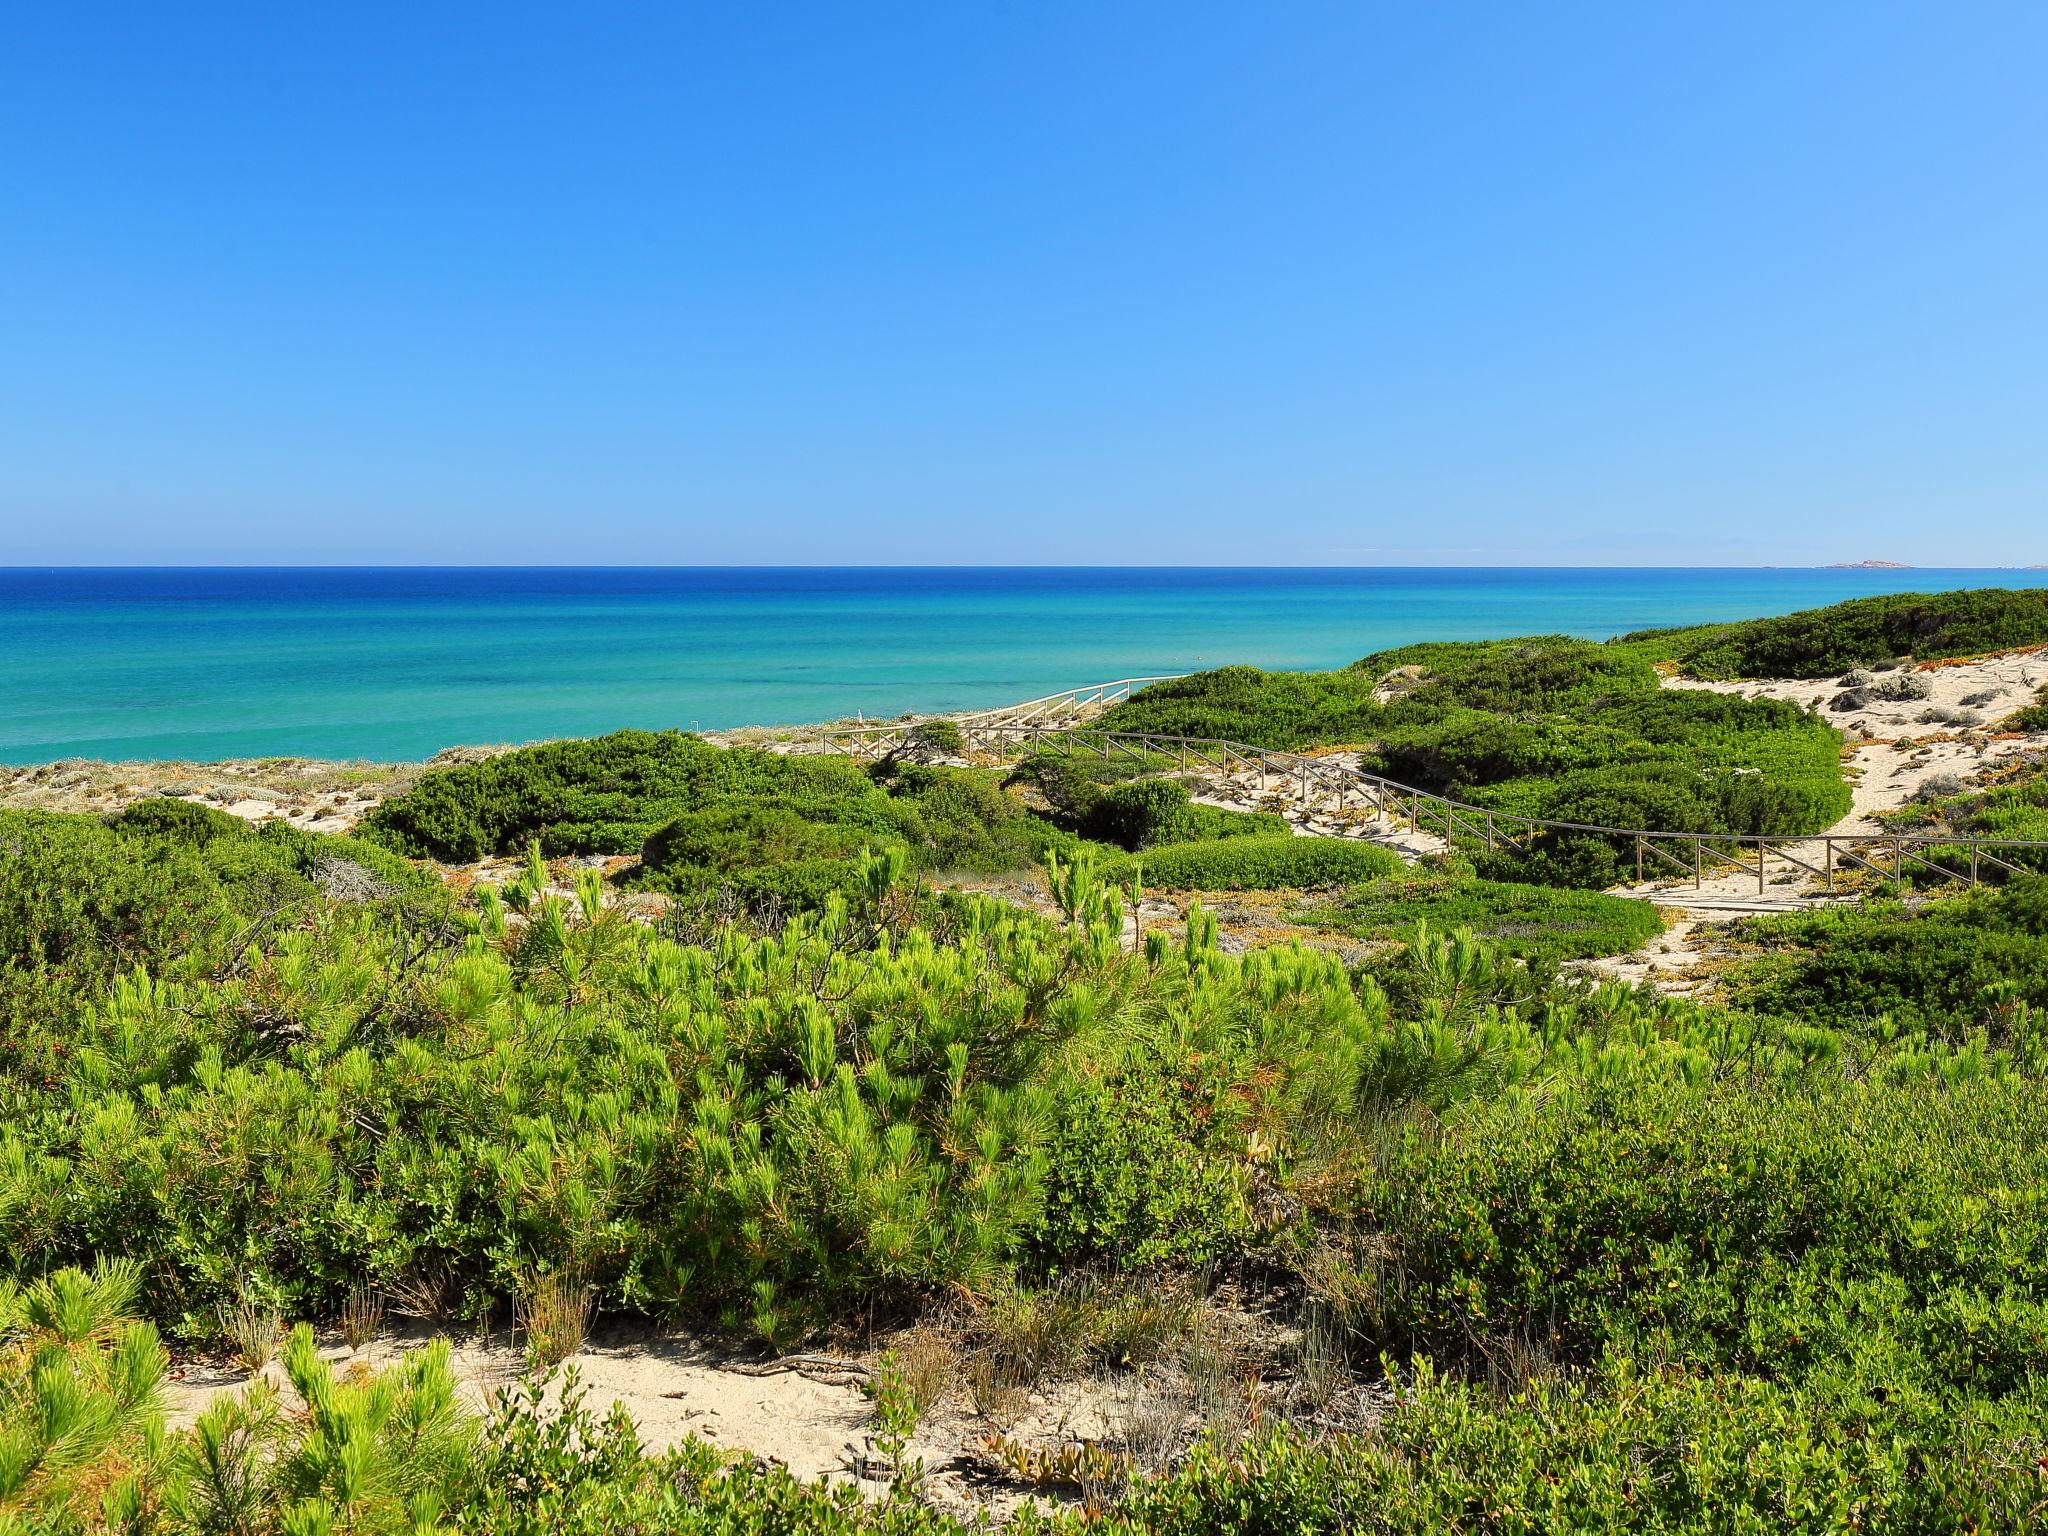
[5,562,2046,574]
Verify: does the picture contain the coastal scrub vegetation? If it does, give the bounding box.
[1106,833,1403,890]
[1622,584,2048,679]
[1098,637,1849,885]
[1720,877,2048,1035]
[1874,753,2048,876]
[1293,868,1666,961]
[11,584,2048,1530]
[363,732,1107,910]
[5,792,2048,1528]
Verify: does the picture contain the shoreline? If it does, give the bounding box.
[6,647,2046,841]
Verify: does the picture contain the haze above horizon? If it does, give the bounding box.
[4,5,2045,567]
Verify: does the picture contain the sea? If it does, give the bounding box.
[0,567,2036,765]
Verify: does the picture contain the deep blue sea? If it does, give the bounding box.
[0,568,2036,764]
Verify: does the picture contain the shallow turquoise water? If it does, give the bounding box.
[0,568,2031,763]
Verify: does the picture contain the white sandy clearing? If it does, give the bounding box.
[1662,648,2048,831]
[166,1325,1138,1518]
[1596,649,2048,912]
[1187,751,1449,860]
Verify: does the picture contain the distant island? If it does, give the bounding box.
[1823,559,1913,569]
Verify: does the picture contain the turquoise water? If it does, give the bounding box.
[0,568,2034,763]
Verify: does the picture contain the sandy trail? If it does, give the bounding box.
[166,1323,1134,1518]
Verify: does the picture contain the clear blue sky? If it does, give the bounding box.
[3,4,2044,566]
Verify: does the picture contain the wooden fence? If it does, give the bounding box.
[797,703,2047,898]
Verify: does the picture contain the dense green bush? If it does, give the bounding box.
[1353,634,1659,711]
[1722,879,2048,1035]
[2006,683,2048,732]
[1356,1070,2048,1406]
[1098,641,1849,887]
[364,731,890,861]
[1080,776,1286,851]
[1119,835,1404,890]
[1033,1048,1255,1271]
[1093,665,1382,750]
[0,805,424,989]
[1300,871,1663,961]
[11,693,2048,1531]
[366,732,1101,911]
[1626,586,2048,679]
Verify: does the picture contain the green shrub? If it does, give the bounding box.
[1355,1070,2048,1409]
[1721,880,2048,1036]
[14,762,2048,1533]
[1079,777,1287,851]
[1034,1053,1255,1271]
[1099,643,1849,889]
[1096,665,1382,750]
[2005,683,2048,732]
[105,795,247,844]
[1352,634,1660,711]
[373,734,1088,909]
[1875,754,2048,877]
[1084,777,1196,850]
[0,807,423,996]
[1626,586,2048,679]
[1300,872,1663,961]
[1107,1363,2046,1534]
[1121,835,1404,890]
[364,731,885,861]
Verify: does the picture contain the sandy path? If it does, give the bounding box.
[166,1324,1128,1517]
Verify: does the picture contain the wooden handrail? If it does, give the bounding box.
[793,685,2048,892]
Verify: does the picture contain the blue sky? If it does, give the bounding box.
[2,4,2044,566]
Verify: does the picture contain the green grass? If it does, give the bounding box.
[1116,834,1406,890]
[1295,870,1664,961]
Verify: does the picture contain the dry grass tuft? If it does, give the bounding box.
[339,1284,384,1351]
[515,1269,592,1367]
[218,1296,281,1375]
[386,1262,458,1323]
[889,1324,956,1418]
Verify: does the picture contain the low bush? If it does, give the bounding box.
[0,805,433,1077]
[364,731,886,861]
[369,734,1097,909]
[12,1250,2046,1534]
[1079,776,1286,851]
[1354,1070,2048,1413]
[1034,1051,1255,1271]
[1720,879,2048,1036]
[1299,871,1663,961]
[1875,754,2048,876]
[1119,835,1404,890]
[1625,586,2048,679]
[1351,634,1659,712]
[1093,665,1382,751]
[2004,683,2048,732]
[1100,642,1849,888]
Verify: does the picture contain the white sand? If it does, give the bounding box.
[165,1324,1138,1517]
